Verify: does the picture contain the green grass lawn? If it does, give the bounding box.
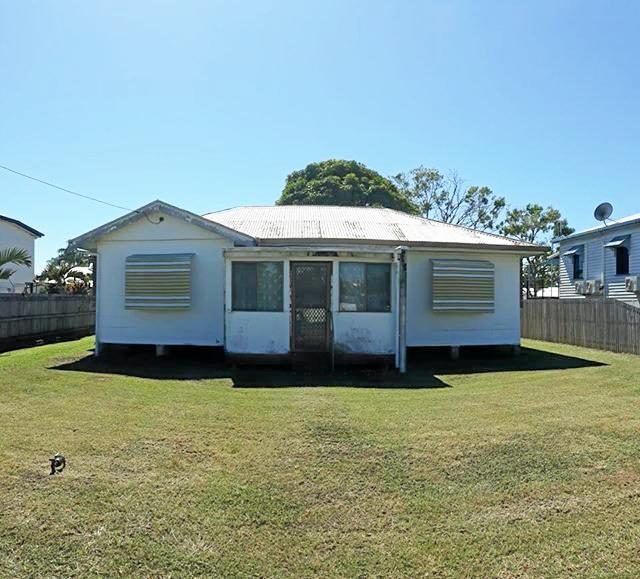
[2,338,640,577]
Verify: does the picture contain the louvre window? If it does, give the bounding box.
[125,254,193,310]
[431,259,495,312]
[232,262,284,311]
[339,262,391,312]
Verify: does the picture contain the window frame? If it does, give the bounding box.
[231,261,284,312]
[338,262,392,313]
[572,253,584,280]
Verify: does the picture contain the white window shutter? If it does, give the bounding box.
[431,259,495,313]
[125,254,194,310]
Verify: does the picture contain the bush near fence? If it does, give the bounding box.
[0,294,95,350]
[521,298,640,355]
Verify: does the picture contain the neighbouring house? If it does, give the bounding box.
[69,201,545,371]
[553,212,640,306]
[0,214,44,293]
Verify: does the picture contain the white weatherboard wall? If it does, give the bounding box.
[96,213,232,346]
[559,247,584,300]
[224,255,396,355]
[559,225,640,306]
[0,221,36,293]
[406,251,521,346]
[606,229,640,305]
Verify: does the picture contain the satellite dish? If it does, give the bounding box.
[594,202,613,224]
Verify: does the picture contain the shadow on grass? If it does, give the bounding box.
[48,344,606,389]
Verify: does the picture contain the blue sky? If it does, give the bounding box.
[1,0,638,269]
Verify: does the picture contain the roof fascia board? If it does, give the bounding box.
[69,200,256,250]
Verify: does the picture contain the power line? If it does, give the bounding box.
[0,163,134,212]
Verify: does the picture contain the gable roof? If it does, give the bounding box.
[0,215,44,238]
[204,205,545,253]
[69,200,256,250]
[553,212,640,244]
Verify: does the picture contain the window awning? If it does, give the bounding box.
[604,235,630,248]
[562,245,584,256]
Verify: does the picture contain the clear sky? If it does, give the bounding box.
[1,0,638,270]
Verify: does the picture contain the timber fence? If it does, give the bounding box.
[0,294,95,350]
[521,298,640,355]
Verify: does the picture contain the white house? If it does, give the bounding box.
[554,213,640,306]
[0,214,44,293]
[70,201,545,371]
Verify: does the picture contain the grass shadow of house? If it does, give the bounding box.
[49,344,606,389]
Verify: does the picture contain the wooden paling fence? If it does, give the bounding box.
[521,298,640,355]
[0,295,95,350]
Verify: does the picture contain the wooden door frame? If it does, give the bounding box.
[290,261,332,353]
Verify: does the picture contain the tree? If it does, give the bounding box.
[500,204,574,298]
[392,167,506,231]
[0,248,32,281]
[277,159,417,213]
[38,246,92,294]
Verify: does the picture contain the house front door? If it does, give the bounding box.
[291,262,331,352]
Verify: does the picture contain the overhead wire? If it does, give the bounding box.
[0,163,135,212]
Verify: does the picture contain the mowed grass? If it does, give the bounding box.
[2,338,640,577]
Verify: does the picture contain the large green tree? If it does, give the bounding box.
[276,159,417,213]
[392,167,506,231]
[501,204,574,298]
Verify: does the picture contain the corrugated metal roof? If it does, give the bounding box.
[203,205,541,251]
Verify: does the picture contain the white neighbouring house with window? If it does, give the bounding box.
[70,201,545,371]
[554,212,640,307]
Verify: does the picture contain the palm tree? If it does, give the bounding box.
[0,248,32,281]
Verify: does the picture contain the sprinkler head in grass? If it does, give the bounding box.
[49,453,66,475]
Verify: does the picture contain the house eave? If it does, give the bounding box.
[253,238,547,255]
